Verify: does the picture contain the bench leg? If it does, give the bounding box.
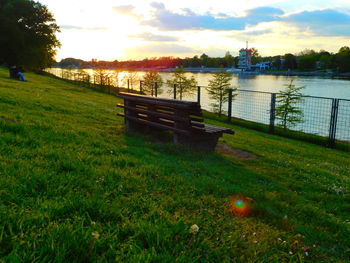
[125,119,143,132]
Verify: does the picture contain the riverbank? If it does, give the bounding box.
[166,67,350,78]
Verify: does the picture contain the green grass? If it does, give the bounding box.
[0,67,349,262]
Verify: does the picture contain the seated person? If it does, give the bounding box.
[9,66,19,79]
[9,66,27,81]
[17,67,27,81]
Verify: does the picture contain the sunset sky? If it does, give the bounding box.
[38,0,350,61]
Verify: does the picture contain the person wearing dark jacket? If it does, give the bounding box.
[9,66,27,81]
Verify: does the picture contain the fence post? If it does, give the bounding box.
[155,82,158,97]
[197,86,201,104]
[328,99,339,148]
[173,84,177,99]
[227,88,233,122]
[127,79,130,92]
[140,80,143,94]
[269,93,276,133]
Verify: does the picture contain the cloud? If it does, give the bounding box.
[131,44,197,54]
[143,3,284,31]
[129,32,179,42]
[112,5,135,15]
[60,25,107,30]
[142,3,350,38]
[246,7,284,17]
[284,9,350,36]
[244,29,273,36]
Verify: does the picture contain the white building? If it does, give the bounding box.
[238,48,252,70]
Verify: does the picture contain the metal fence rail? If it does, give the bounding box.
[45,69,350,149]
[337,99,350,143]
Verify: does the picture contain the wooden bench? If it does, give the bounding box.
[117,92,234,151]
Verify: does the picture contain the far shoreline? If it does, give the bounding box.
[50,66,350,79]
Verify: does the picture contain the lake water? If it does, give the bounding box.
[47,68,350,142]
[48,68,350,99]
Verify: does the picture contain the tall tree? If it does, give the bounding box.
[251,48,261,64]
[224,51,234,67]
[0,0,60,70]
[206,70,236,116]
[284,53,297,70]
[273,56,281,70]
[334,46,350,73]
[166,66,197,100]
[275,80,305,130]
[200,53,209,67]
[123,71,139,90]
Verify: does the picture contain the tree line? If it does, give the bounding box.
[58,47,350,73]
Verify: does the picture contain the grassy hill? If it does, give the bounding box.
[0,68,349,262]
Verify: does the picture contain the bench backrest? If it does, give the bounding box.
[118,92,205,134]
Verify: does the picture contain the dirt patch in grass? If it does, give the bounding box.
[216,143,257,159]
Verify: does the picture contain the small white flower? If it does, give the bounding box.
[289,251,293,255]
[92,231,100,240]
[190,224,199,234]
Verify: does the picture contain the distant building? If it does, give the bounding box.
[238,48,252,70]
[256,62,272,71]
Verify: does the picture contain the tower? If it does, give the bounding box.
[238,42,252,70]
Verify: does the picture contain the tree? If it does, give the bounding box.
[224,51,234,67]
[114,69,121,87]
[334,46,350,73]
[251,48,261,64]
[275,80,305,130]
[122,71,140,90]
[0,0,60,70]
[273,56,281,70]
[93,67,112,87]
[319,53,332,70]
[298,56,316,71]
[284,53,297,70]
[58,58,84,68]
[166,66,197,100]
[206,70,236,116]
[142,71,163,95]
[200,53,209,67]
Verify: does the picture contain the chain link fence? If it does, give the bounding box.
[45,69,350,150]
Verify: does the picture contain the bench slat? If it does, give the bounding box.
[117,113,191,136]
[117,104,204,123]
[119,92,201,110]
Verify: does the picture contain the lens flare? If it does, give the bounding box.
[231,197,250,216]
